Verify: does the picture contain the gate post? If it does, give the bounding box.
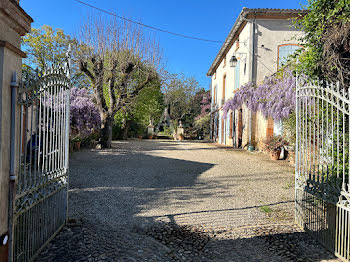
[0,1,32,261]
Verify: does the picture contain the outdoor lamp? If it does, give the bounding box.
[229,55,238,67]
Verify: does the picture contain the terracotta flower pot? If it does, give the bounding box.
[74,141,81,150]
[148,135,153,139]
[138,135,143,140]
[269,149,281,160]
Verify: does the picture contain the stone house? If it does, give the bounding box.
[207,8,305,149]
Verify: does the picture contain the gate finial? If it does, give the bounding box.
[66,44,72,78]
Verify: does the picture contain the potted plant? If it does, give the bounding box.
[178,133,184,141]
[137,129,144,140]
[72,135,82,150]
[264,136,288,160]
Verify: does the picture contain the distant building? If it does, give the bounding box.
[207,8,305,149]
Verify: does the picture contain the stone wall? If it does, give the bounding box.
[0,1,32,260]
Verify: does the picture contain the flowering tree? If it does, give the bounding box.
[70,87,101,139]
[196,91,211,119]
[223,70,296,121]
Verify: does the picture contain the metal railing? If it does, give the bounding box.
[295,77,350,260]
[9,49,71,262]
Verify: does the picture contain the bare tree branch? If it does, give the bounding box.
[77,13,162,148]
[79,61,95,82]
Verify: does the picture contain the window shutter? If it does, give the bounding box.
[278,45,300,68]
[230,112,233,137]
[234,60,240,90]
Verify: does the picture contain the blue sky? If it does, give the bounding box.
[21,0,307,89]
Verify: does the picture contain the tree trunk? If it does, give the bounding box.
[100,113,114,148]
[123,120,132,140]
[122,120,132,140]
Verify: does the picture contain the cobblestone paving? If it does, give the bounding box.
[36,140,341,261]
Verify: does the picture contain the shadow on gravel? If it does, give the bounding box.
[36,219,338,262]
[68,141,216,229]
[35,141,338,262]
[148,200,293,220]
[140,221,338,262]
[200,231,338,262]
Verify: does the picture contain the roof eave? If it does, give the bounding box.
[206,9,248,77]
[206,8,308,77]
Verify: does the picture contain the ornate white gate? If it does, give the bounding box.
[9,51,71,262]
[295,76,350,260]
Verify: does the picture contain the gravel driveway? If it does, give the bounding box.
[36,140,340,262]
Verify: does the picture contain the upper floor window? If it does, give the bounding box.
[278,44,301,69]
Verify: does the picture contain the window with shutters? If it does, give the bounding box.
[277,44,302,69]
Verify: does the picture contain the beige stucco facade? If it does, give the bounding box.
[0,0,32,258]
[208,8,304,150]
[255,19,303,84]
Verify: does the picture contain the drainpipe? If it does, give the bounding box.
[240,13,256,151]
[8,72,18,262]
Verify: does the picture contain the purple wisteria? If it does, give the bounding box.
[70,87,101,138]
[196,91,211,119]
[223,70,296,121]
[222,82,255,118]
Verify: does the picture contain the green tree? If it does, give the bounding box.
[132,80,164,132]
[23,25,73,69]
[114,78,164,139]
[22,25,89,88]
[162,73,201,127]
[296,0,350,85]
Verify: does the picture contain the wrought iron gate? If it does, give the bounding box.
[295,76,350,260]
[9,53,71,262]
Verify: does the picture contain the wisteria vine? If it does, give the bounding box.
[223,69,296,121]
[70,87,101,138]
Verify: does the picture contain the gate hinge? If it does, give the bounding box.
[10,175,17,181]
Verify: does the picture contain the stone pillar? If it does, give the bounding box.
[0,1,32,260]
[147,122,154,138]
[177,121,184,140]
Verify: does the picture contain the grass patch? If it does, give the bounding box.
[283,180,294,189]
[259,205,273,213]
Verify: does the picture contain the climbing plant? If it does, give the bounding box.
[223,69,296,121]
[296,0,350,85]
